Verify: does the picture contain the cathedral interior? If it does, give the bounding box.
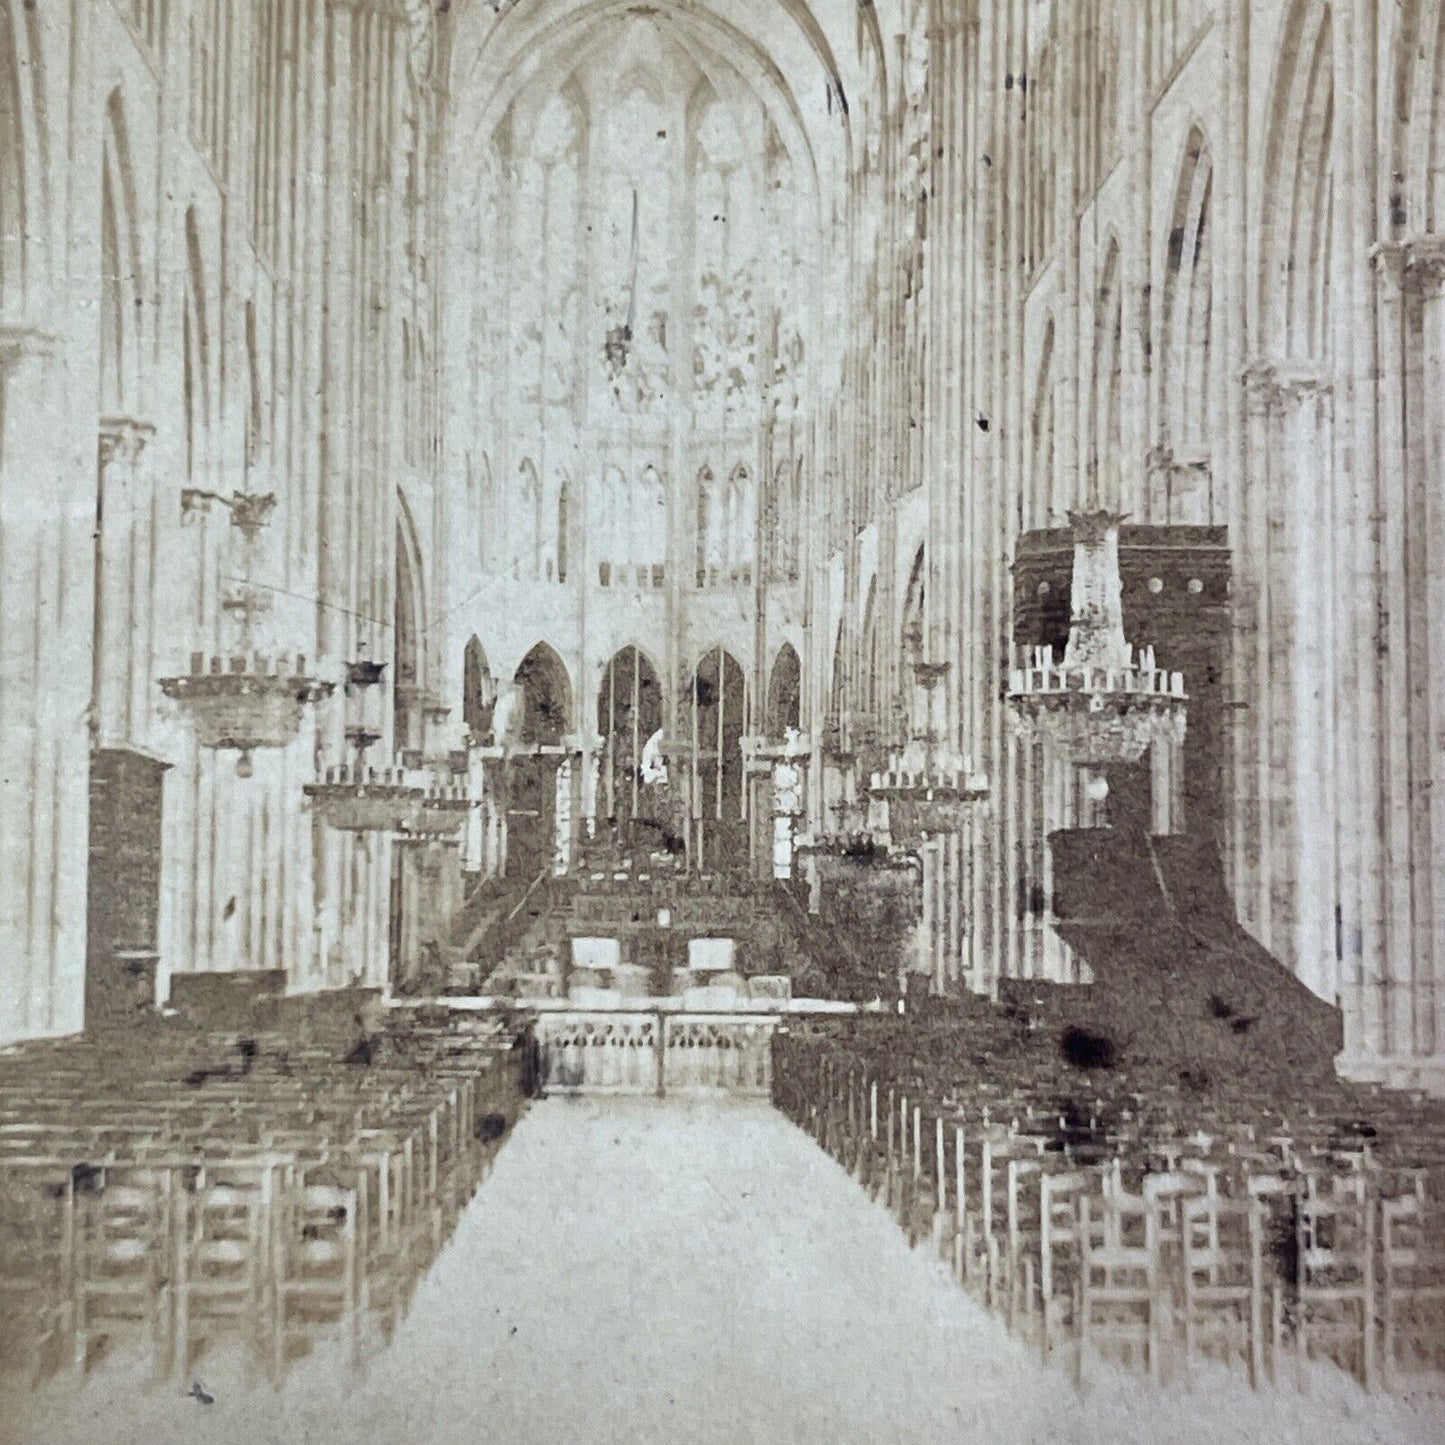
[3,0,1445,1429]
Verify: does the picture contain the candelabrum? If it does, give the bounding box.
[868,659,989,845]
[1007,511,1187,774]
[159,652,333,777]
[396,779,472,845]
[303,763,425,834]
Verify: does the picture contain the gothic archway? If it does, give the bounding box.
[686,647,746,871]
[596,645,663,831]
[766,643,801,738]
[505,642,573,878]
[462,636,495,740]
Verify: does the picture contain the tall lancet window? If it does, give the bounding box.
[597,83,672,414]
[692,99,759,428]
[510,92,581,558]
[696,465,718,586]
[517,458,542,580]
[634,464,666,585]
[556,475,570,584]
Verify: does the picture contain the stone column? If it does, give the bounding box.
[0,327,88,1042]
[1364,236,1445,1079]
[1240,359,1335,1000]
[1412,240,1445,1065]
[553,749,576,875]
[95,416,156,748]
[464,744,486,875]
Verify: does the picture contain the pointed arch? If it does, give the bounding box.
[766,642,802,737]
[1093,239,1124,496]
[722,464,755,584]
[0,0,50,315]
[636,463,666,584]
[596,644,664,822]
[462,635,495,739]
[1162,127,1214,459]
[513,641,572,745]
[100,91,143,413]
[686,645,747,865]
[1259,0,1335,361]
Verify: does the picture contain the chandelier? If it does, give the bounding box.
[396,779,471,844]
[868,659,988,845]
[1007,511,1186,767]
[160,652,333,777]
[303,763,424,834]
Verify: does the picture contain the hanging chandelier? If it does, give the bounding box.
[1007,510,1187,766]
[160,652,333,777]
[868,659,988,845]
[396,779,471,844]
[303,763,425,834]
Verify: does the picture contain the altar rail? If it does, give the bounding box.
[534,1011,775,1098]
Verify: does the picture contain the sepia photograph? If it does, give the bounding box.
[1,0,1445,1440]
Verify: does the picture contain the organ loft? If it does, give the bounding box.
[3,0,1445,1432]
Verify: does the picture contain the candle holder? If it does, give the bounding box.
[303,763,424,833]
[869,656,989,844]
[1007,510,1187,768]
[396,778,471,844]
[160,652,332,777]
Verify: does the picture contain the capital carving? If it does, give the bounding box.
[98,415,156,469]
[1240,360,1331,414]
[1371,234,1445,296]
[1146,443,1210,480]
[0,324,58,371]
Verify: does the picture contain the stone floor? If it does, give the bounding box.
[7,1098,1444,1445]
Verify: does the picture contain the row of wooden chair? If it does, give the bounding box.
[0,1016,521,1388]
[775,1044,1445,1393]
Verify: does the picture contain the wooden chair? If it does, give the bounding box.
[1380,1189,1445,1382]
[1181,1193,1266,1386]
[1079,1187,1161,1379]
[72,1166,176,1376]
[172,1168,272,1378]
[1295,1179,1376,1390]
[1039,1169,1091,1373]
[271,1178,360,1377]
[0,1157,76,1386]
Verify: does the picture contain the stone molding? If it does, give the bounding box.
[0,323,58,370]
[1370,233,1445,296]
[98,415,156,469]
[1239,358,1332,414]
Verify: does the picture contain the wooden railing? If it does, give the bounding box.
[534,1012,775,1099]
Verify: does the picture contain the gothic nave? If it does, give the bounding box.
[4,0,1445,1432]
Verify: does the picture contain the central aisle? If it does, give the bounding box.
[12,1099,1440,1445]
